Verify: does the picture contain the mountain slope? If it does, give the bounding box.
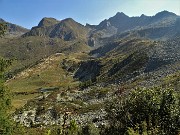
[79,37,180,85]
[0,36,90,78]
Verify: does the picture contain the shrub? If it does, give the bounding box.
[0,58,13,135]
[80,123,100,135]
[104,87,180,135]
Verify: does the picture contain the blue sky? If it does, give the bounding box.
[0,0,180,29]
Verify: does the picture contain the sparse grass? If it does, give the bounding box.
[82,87,110,100]
[79,103,104,114]
[11,93,40,112]
[6,53,83,111]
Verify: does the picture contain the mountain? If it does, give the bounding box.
[0,10,179,80]
[23,17,60,37]
[0,18,90,77]
[23,18,89,41]
[97,10,179,33]
[0,18,29,37]
[88,11,180,47]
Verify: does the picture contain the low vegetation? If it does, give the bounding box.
[104,86,180,135]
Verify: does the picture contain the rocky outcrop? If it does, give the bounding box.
[74,60,102,82]
[14,107,107,128]
[13,87,110,128]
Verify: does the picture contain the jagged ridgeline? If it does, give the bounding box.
[0,10,179,135]
[23,17,89,41]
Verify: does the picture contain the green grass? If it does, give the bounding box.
[6,53,84,111]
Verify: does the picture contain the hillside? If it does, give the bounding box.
[80,37,180,86]
[0,36,90,78]
[7,53,90,111]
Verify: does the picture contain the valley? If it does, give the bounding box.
[0,10,179,135]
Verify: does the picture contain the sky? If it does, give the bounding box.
[0,0,180,29]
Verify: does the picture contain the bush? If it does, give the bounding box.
[80,123,100,135]
[104,87,180,135]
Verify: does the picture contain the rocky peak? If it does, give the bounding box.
[154,10,177,19]
[0,18,5,22]
[60,18,85,27]
[107,12,130,27]
[62,18,74,22]
[37,17,59,27]
[85,23,96,29]
[97,19,112,29]
[104,12,129,24]
[113,12,129,19]
[140,14,149,18]
[58,18,80,27]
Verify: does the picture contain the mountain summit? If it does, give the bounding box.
[37,17,60,27]
[23,18,88,41]
[154,10,177,19]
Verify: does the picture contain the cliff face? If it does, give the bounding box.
[74,60,102,82]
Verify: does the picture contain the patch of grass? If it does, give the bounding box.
[6,53,81,111]
[79,103,104,114]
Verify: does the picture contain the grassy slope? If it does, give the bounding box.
[6,52,89,112]
[0,36,90,77]
[77,38,154,83]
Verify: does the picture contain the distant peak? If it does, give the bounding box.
[61,18,81,25]
[116,12,125,15]
[38,17,59,27]
[63,18,75,22]
[155,10,177,18]
[115,12,129,18]
[140,14,147,17]
[85,23,96,28]
[0,18,5,22]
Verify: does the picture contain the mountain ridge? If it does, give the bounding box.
[23,17,89,41]
[102,10,179,31]
[88,10,180,47]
